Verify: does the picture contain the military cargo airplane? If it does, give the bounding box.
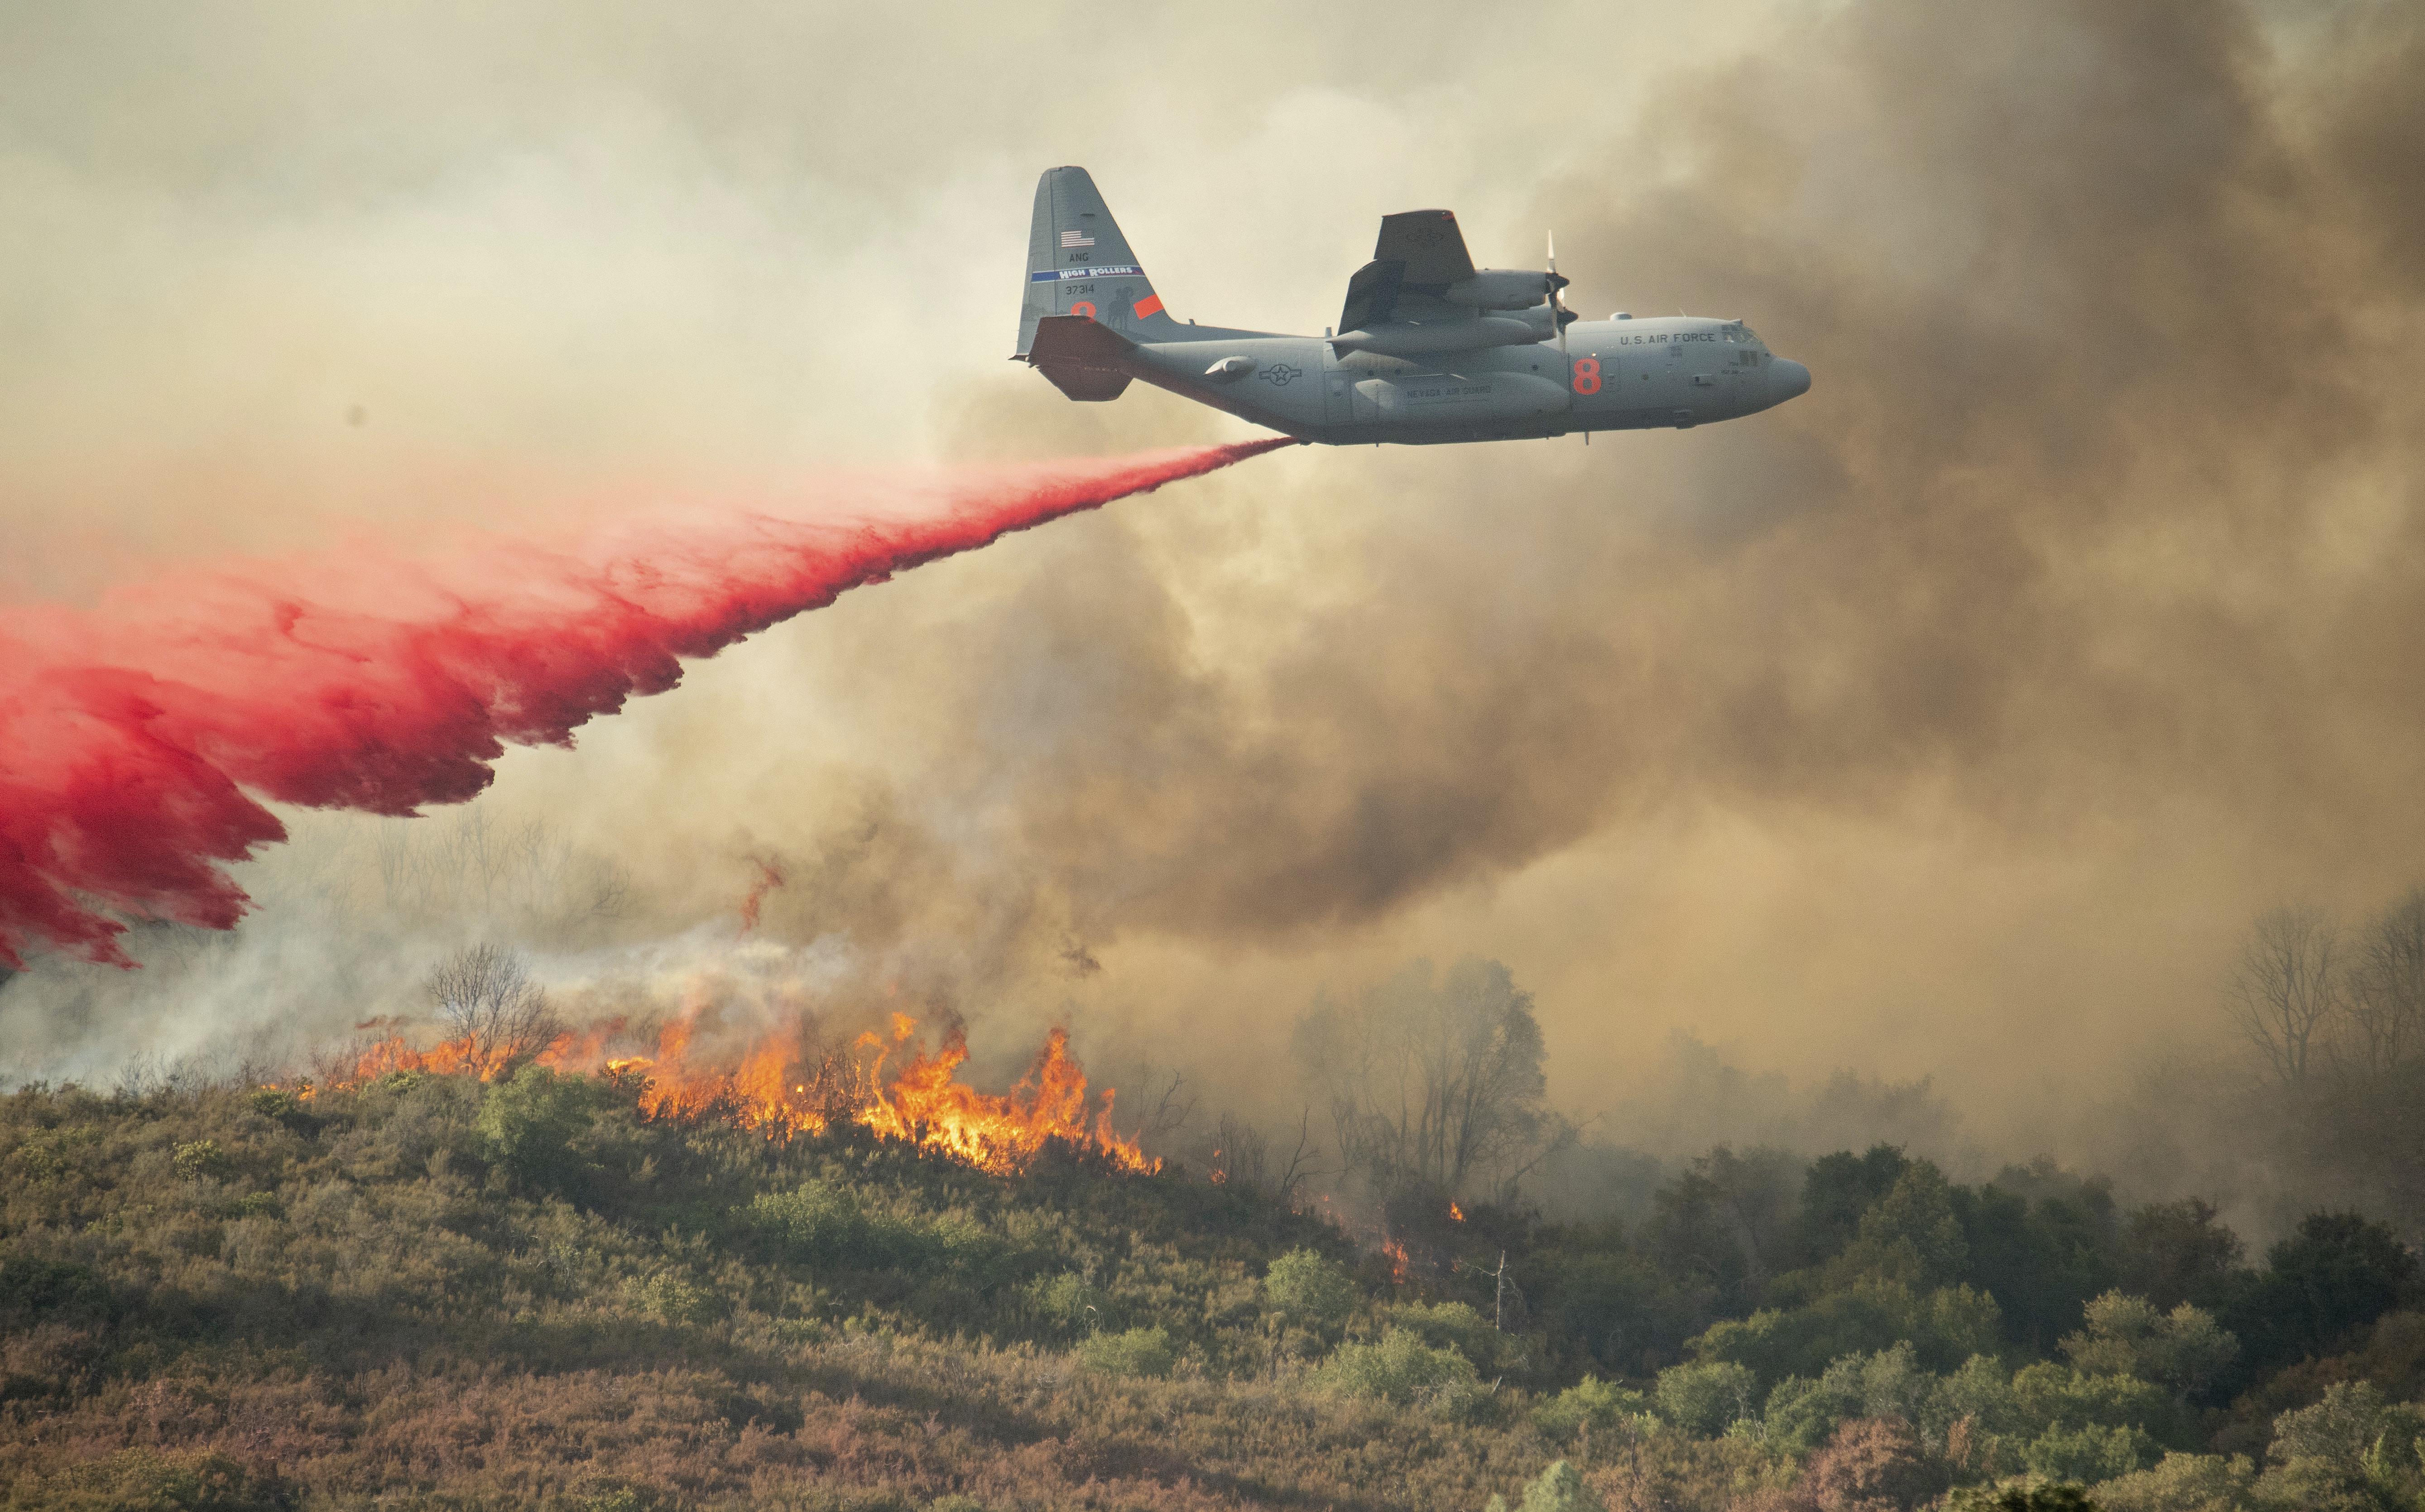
[1015,166,1810,447]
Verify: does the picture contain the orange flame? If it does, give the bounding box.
[290,1010,1156,1176]
[737,858,785,936]
[1449,1201,1465,1222]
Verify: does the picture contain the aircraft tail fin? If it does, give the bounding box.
[1016,166,1185,360]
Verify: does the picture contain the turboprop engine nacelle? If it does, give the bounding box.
[1440,269,1556,310]
[1331,302,1559,357]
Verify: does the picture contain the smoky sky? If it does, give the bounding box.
[4,0,2422,1162]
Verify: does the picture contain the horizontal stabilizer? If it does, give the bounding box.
[1040,367,1133,402]
[1027,313,1140,403]
[1028,313,1138,369]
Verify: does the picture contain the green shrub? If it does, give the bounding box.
[1690,1277,2004,1381]
[1943,1485,2103,1512]
[1076,1325,1175,1378]
[244,1087,302,1122]
[2059,1291,2239,1397]
[2264,1380,2419,1474]
[744,1181,995,1273]
[38,1446,296,1511]
[0,1255,112,1330]
[1264,1247,1356,1333]
[475,1066,599,1188]
[1319,1327,1479,1411]
[173,1138,232,1181]
[1761,1372,1863,1454]
[1761,1339,1949,1449]
[2008,1363,2175,1440]
[1513,1459,1602,1512]
[1024,1272,1101,1334]
[2022,1421,2158,1483]
[1531,1375,1652,1440]
[1652,1359,1759,1437]
[561,1479,675,1512]
[2257,1379,2425,1507]
[620,1271,721,1325]
[1386,1300,1508,1372]
[2090,1451,2259,1512]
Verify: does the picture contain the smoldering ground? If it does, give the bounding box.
[4,0,2423,1227]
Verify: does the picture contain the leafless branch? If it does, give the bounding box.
[427,943,562,1076]
[2228,907,2342,1086]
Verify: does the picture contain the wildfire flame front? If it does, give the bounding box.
[282,1010,1158,1177]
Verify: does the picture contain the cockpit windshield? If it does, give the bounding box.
[1734,324,1764,349]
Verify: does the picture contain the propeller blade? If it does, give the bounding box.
[1548,231,1568,355]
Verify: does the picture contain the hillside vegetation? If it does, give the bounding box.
[4,1068,2423,1512]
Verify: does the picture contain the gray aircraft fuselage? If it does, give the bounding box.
[1015,166,1810,446]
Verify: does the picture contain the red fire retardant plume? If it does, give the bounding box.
[0,439,1292,969]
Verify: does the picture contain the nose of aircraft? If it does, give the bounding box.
[1770,358,1812,404]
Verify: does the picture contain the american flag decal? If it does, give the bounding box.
[1060,230,1095,248]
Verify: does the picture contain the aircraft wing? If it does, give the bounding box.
[1339,210,1476,332]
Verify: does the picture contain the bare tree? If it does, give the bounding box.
[2348,888,2425,1078]
[427,943,561,1076]
[1204,1111,1268,1188]
[1272,1106,1325,1205]
[1136,1067,1199,1147]
[1196,1106,1327,1205]
[2228,907,2342,1086]
[1296,957,1568,1202]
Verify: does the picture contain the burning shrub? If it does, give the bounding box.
[1076,1325,1176,1378]
[242,1086,312,1132]
[427,944,562,1080]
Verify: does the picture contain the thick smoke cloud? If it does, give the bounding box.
[4,0,2422,1201]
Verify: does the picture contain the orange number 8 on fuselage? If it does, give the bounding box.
[1571,357,1601,394]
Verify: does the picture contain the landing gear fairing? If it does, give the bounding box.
[1013,167,1811,447]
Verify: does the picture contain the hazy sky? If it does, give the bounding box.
[5,0,2421,1165]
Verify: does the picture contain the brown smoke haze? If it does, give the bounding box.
[5,2,2423,1228]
